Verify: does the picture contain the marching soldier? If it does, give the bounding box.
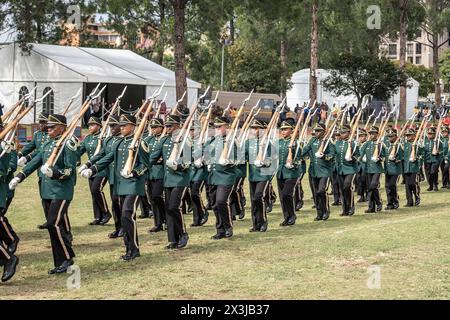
[331,131,342,207]
[302,124,336,221]
[423,126,443,191]
[81,114,148,261]
[246,119,272,232]
[78,116,112,226]
[190,123,209,227]
[384,129,403,210]
[403,128,422,207]
[356,128,368,202]
[80,115,123,238]
[440,127,449,188]
[334,124,359,216]
[17,112,50,229]
[359,126,386,213]
[277,118,303,226]
[205,116,236,239]
[10,114,77,274]
[148,115,190,249]
[144,118,167,233]
[230,155,246,221]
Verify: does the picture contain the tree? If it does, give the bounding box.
[415,0,450,107]
[322,53,407,107]
[439,49,450,93]
[310,0,319,103]
[405,62,434,97]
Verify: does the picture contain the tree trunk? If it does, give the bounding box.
[280,34,288,99]
[433,35,442,108]
[170,0,188,107]
[399,0,407,120]
[310,0,319,103]
[155,0,166,65]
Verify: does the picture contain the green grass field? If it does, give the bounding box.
[1,169,450,300]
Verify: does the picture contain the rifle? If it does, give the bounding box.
[238,102,262,149]
[345,97,369,161]
[62,88,82,116]
[432,109,446,155]
[197,91,219,148]
[285,99,311,167]
[123,83,165,175]
[218,90,254,164]
[364,109,377,130]
[372,105,397,161]
[410,112,430,161]
[93,86,127,156]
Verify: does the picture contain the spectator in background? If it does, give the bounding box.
[303,103,310,126]
[294,103,302,121]
[349,103,357,122]
[0,103,4,116]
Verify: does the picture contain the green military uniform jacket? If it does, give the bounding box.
[144,134,165,181]
[277,137,303,180]
[245,138,273,182]
[0,145,12,208]
[6,145,17,200]
[78,133,107,178]
[302,137,336,178]
[20,136,78,200]
[423,137,444,163]
[92,135,147,196]
[204,135,236,186]
[19,130,49,178]
[88,134,122,185]
[359,140,386,174]
[148,134,191,188]
[442,137,449,158]
[384,141,403,176]
[190,138,208,182]
[334,139,360,175]
[403,142,423,174]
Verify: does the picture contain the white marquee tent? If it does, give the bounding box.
[286,68,419,119]
[0,42,201,124]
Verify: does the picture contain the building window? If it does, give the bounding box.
[18,86,29,107]
[416,43,422,54]
[407,43,414,55]
[42,87,54,114]
[408,56,413,63]
[416,56,422,65]
[388,44,397,56]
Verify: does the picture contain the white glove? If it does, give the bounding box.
[194,158,203,168]
[1,141,11,154]
[9,177,20,190]
[167,160,178,171]
[255,160,264,168]
[284,162,294,169]
[371,156,380,162]
[40,164,53,178]
[315,151,324,159]
[344,155,353,162]
[80,169,93,179]
[362,155,367,163]
[207,164,212,172]
[17,156,27,167]
[389,156,396,161]
[218,158,233,166]
[120,169,133,179]
[78,164,88,174]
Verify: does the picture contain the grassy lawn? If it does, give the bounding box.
[1,167,450,300]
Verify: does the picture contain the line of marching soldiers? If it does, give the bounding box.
[1,110,449,281]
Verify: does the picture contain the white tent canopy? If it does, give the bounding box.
[0,42,201,124]
[286,68,419,119]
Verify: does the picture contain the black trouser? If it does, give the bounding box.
[356,169,368,198]
[206,184,214,209]
[164,187,188,244]
[230,177,245,218]
[140,179,152,216]
[309,172,317,206]
[295,175,304,209]
[149,179,165,228]
[118,195,140,255]
[249,181,270,229]
[441,161,449,187]
[331,170,341,204]
[312,177,330,218]
[277,178,297,222]
[0,198,19,247]
[191,180,207,225]
[424,162,439,188]
[367,173,382,211]
[181,188,192,215]
[337,174,355,214]
[88,176,110,220]
[38,178,47,220]
[404,173,420,205]
[42,199,75,267]
[385,174,399,207]
[109,185,121,232]
[0,241,11,263]
[210,184,234,234]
